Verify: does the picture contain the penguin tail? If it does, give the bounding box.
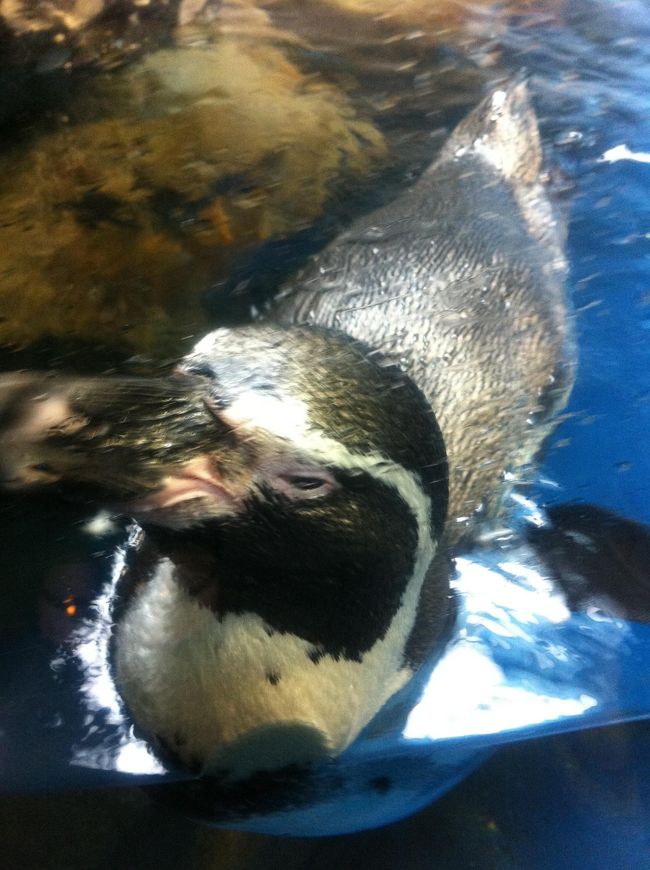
[437,74,542,185]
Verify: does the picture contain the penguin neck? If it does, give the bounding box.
[132,518,430,664]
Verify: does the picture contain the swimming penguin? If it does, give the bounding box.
[0,81,575,784]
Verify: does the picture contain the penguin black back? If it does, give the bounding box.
[273,80,575,537]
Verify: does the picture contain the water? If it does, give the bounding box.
[527,8,650,523]
[0,0,650,860]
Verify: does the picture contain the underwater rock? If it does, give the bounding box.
[0,38,385,357]
[0,0,558,359]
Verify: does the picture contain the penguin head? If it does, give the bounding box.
[137,324,448,539]
[172,324,449,661]
[0,324,448,659]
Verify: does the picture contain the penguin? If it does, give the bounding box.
[0,81,575,786]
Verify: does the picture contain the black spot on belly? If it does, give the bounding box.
[368,775,393,794]
[266,670,281,686]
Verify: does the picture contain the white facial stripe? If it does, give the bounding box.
[222,391,309,441]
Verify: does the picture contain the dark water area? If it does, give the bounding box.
[1,0,650,866]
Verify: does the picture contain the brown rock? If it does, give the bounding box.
[0,37,386,356]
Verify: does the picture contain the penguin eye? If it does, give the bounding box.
[268,468,338,501]
[285,476,328,491]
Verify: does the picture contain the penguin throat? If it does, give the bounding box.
[134,516,422,663]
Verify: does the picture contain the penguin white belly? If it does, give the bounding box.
[114,558,422,778]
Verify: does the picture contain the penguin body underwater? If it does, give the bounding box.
[0,82,575,784]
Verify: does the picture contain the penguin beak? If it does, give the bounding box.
[0,371,247,523]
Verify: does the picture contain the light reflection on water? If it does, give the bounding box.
[62,533,165,776]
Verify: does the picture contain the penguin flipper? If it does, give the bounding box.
[525,503,650,623]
